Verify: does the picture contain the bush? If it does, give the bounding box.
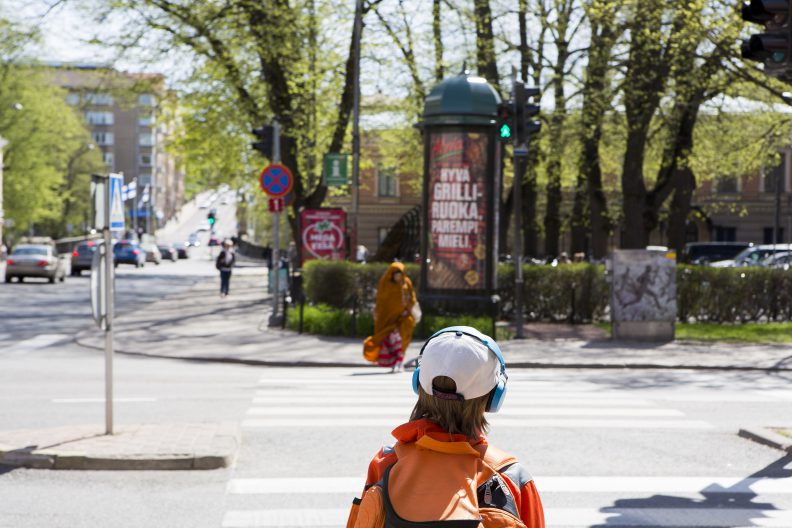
[497,263,608,322]
[303,260,420,309]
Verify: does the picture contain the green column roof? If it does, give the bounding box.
[422,73,502,126]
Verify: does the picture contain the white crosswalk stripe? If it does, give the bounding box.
[223,370,788,528]
[2,333,69,355]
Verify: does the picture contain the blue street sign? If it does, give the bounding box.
[109,173,125,231]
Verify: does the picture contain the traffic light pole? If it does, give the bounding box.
[511,72,526,340]
[269,120,282,326]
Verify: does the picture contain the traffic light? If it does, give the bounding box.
[207,211,216,226]
[251,125,275,159]
[497,101,514,141]
[742,1,792,78]
[513,81,541,147]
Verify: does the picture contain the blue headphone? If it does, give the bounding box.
[412,326,508,413]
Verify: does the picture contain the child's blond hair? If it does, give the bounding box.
[410,375,489,440]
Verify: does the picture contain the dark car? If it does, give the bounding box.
[70,240,103,276]
[208,234,220,247]
[682,242,752,265]
[176,246,189,259]
[157,244,178,262]
[113,240,146,268]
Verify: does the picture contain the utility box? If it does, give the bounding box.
[610,249,677,341]
[418,72,502,297]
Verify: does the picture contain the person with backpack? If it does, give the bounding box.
[347,326,545,528]
[215,239,236,297]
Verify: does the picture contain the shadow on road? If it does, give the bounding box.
[591,453,792,527]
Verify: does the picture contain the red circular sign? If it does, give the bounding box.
[259,164,293,197]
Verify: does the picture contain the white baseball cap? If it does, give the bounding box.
[418,330,500,400]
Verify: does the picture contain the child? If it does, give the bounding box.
[347,326,545,528]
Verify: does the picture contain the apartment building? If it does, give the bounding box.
[50,63,184,231]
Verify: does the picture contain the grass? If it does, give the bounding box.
[597,322,792,343]
[286,303,512,341]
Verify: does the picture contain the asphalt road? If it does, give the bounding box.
[1,191,792,527]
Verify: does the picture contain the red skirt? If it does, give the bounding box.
[377,329,404,368]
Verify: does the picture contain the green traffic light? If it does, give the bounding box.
[500,123,512,139]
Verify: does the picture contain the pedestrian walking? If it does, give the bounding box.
[215,239,236,297]
[347,326,545,527]
[363,262,419,372]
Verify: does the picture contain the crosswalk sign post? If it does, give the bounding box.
[91,172,123,435]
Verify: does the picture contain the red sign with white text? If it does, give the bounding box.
[300,208,347,264]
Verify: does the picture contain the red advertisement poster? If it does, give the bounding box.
[427,131,489,290]
[300,208,347,264]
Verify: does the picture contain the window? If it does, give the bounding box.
[138,94,156,106]
[65,93,80,106]
[139,154,152,167]
[714,226,737,242]
[139,133,154,147]
[716,176,739,194]
[85,111,114,125]
[764,160,786,193]
[138,173,152,186]
[377,166,398,197]
[84,92,114,106]
[92,132,114,146]
[138,114,154,126]
[764,227,785,244]
[103,152,114,168]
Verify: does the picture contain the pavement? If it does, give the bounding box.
[74,266,792,372]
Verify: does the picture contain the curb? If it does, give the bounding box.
[738,427,792,453]
[73,335,792,371]
[0,423,240,471]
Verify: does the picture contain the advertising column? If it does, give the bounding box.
[425,131,493,290]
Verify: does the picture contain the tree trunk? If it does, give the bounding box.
[667,167,695,256]
[473,0,499,87]
[432,0,443,82]
[523,137,540,257]
[569,172,587,255]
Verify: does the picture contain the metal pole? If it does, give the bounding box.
[351,0,363,255]
[269,120,282,326]
[512,71,525,339]
[103,182,114,435]
[775,166,782,247]
[0,137,7,246]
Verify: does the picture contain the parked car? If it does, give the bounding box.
[113,240,146,268]
[682,242,752,265]
[71,240,99,276]
[197,222,210,232]
[208,234,220,247]
[710,244,792,267]
[140,242,162,265]
[186,232,201,247]
[5,244,66,283]
[177,246,190,259]
[157,244,178,262]
[761,251,792,269]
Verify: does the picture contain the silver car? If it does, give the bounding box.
[5,244,66,283]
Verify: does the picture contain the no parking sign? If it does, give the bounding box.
[259,164,293,197]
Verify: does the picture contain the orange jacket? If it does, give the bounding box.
[347,419,545,528]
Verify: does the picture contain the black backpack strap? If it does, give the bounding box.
[381,465,481,528]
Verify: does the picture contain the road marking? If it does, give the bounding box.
[251,396,656,407]
[221,508,792,527]
[226,476,792,495]
[245,406,684,417]
[3,334,69,355]
[241,418,711,429]
[51,397,157,403]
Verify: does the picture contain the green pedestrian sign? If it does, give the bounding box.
[324,153,348,186]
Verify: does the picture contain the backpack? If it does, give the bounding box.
[349,436,528,528]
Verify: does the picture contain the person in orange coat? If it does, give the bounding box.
[348,326,545,528]
[364,262,417,372]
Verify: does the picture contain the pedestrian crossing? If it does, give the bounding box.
[0,333,69,355]
[222,370,792,528]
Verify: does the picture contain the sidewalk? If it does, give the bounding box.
[75,269,792,372]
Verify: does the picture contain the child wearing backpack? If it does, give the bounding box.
[346,326,545,528]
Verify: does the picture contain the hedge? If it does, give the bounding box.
[299,261,792,324]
